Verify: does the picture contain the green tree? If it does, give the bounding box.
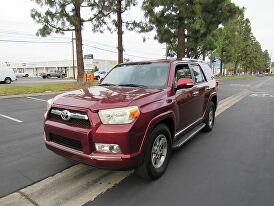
[262,50,271,72]
[31,0,111,83]
[142,0,239,60]
[92,0,143,64]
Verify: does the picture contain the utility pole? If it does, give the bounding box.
[163,43,168,59]
[72,31,76,79]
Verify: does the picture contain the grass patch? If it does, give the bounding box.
[265,74,274,76]
[0,81,99,96]
[216,75,255,80]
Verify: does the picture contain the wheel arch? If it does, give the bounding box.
[140,112,176,154]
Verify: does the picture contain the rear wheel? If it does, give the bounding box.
[135,124,171,180]
[47,74,50,79]
[202,102,215,132]
[4,77,11,84]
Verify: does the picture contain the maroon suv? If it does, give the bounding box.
[44,59,218,179]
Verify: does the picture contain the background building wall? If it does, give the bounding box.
[0,59,117,78]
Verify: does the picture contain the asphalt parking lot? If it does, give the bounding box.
[0,77,75,86]
[0,77,273,205]
[0,95,76,197]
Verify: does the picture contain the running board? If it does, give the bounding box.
[172,123,206,149]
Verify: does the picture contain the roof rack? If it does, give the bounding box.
[152,58,206,62]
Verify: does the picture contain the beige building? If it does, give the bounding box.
[0,58,117,78]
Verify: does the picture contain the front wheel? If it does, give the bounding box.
[135,124,171,180]
[202,102,215,132]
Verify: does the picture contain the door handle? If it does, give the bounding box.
[192,91,199,96]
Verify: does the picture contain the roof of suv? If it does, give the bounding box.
[119,58,208,66]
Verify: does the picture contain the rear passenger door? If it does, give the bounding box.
[189,63,208,120]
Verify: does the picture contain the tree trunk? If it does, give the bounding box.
[117,0,123,64]
[202,51,206,61]
[177,22,185,60]
[234,60,238,75]
[220,60,223,76]
[74,1,84,83]
[220,48,224,76]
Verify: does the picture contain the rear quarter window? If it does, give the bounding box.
[200,63,215,81]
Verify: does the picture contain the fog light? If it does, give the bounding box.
[95,143,121,153]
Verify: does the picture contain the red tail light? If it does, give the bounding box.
[216,80,219,87]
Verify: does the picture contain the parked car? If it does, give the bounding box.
[40,71,64,79]
[44,59,218,180]
[15,72,29,78]
[0,68,17,84]
[94,71,107,80]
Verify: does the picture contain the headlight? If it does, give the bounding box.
[98,106,140,124]
[47,98,53,110]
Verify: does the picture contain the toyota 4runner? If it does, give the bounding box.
[44,59,218,179]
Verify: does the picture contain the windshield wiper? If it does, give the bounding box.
[118,84,147,88]
[99,83,118,87]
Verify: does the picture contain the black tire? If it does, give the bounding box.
[25,74,29,77]
[202,102,215,132]
[4,77,12,84]
[135,124,171,180]
[57,75,61,78]
[42,76,46,79]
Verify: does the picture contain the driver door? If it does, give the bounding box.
[174,64,197,131]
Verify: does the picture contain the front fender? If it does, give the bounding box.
[138,110,176,154]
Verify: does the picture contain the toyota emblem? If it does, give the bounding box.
[61,110,70,121]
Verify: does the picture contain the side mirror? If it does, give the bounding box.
[176,78,194,89]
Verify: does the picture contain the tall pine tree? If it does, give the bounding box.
[31,0,112,82]
[142,0,239,60]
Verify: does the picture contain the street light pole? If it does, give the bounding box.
[72,31,76,79]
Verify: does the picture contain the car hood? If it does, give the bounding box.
[53,86,166,111]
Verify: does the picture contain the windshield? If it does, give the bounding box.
[100,63,170,88]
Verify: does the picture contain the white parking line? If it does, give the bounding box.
[0,114,23,123]
[26,96,47,102]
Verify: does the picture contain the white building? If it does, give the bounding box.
[0,57,118,78]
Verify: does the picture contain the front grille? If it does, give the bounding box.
[49,107,91,128]
[50,133,82,151]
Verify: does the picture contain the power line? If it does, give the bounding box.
[83,44,157,59]
[0,29,162,56]
[0,38,162,59]
[0,39,70,44]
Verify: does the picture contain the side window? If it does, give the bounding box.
[175,65,192,84]
[201,63,214,80]
[190,64,206,83]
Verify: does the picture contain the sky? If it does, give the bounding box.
[0,0,273,64]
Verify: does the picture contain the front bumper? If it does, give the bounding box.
[44,105,145,169]
[45,137,142,169]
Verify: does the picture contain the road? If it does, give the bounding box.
[0,77,75,86]
[0,77,273,206]
[87,77,274,206]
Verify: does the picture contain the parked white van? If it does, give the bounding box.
[0,69,16,84]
